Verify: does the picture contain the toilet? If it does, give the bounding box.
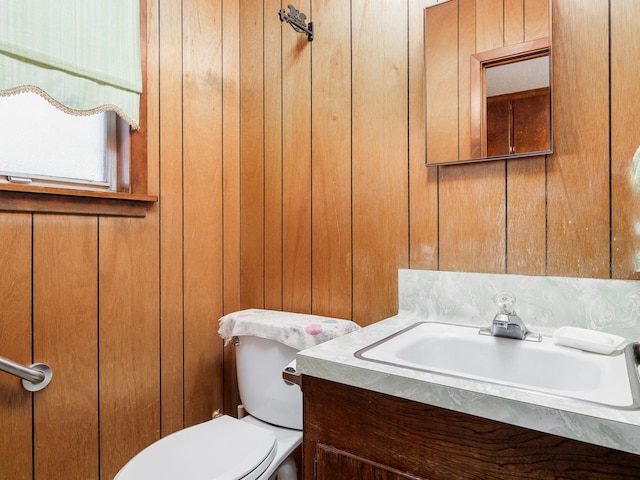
[114,309,359,480]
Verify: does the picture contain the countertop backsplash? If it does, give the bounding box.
[398,269,640,341]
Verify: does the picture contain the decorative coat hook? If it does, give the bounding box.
[279,4,314,41]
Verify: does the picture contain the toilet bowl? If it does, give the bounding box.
[114,309,360,480]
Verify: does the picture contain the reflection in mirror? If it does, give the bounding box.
[470,38,551,159]
[486,58,550,157]
[424,0,552,165]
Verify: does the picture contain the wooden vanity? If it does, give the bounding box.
[302,375,640,479]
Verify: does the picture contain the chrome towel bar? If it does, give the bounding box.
[0,356,53,392]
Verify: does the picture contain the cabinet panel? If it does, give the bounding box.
[513,90,550,153]
[486,97,511,156]
[303,376,640,480]
[486,88,550,156]
[316,444,427,480]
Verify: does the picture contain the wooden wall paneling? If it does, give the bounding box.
[506,154,547,275]
[503,0,524,46]
[424,0,459,164]
[547,0,610,278]
[282,0,312,313]
[263,0,284,311]
[222,0,241,313]
[505,2,547,275]
[158,0,185,437]
[33,215,99,479]
[240,0,266,309]
[222,0,241,415]
[311,0,353,319]
[182,0,225,427]
[611,0,640,279]
[146,0,160,290]
[0,214,32,480]
[457,0,475,161]
[438,162,506,273]
[409,0,439,271]
[144,0,164,440]
[439,0,506,274]
[524,0,550,40]
[99,217,160,479]
[130,0,150,196]
[475,0,504,51]
[351,0,409,325]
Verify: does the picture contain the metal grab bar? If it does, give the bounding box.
[0,356,53,392]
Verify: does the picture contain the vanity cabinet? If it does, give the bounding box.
[302,375,640,480]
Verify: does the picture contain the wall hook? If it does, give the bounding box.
[279,4,314,42]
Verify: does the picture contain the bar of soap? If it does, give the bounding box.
[553,326,626,355]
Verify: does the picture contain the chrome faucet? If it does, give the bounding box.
[479,292,542,342]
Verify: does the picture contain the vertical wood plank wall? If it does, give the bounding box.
[311,0,353,319]
[0,215,32,480]
[0,1,639,479]
[34,216,99,478]
[548,0,610,278]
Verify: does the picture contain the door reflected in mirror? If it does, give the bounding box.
[424,0,552,166]
[470,38,551,159]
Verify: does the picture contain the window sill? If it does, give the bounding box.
[0,184,157,217]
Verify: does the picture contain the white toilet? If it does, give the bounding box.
[115,309,359,480]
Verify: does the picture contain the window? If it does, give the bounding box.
[0,0,154,217]
[0,91,117,191]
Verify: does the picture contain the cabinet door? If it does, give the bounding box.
[316,443,428,480]
[486,97,511,156]
[513,91,550,153]
[486,88,550,156]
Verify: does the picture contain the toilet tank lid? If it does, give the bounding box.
[218,309,360,351]
[115,415,276,480]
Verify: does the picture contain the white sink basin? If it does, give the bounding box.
[355,322,640,409]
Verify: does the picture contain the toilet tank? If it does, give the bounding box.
[235,335,302,430]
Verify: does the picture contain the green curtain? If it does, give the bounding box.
[0,0,142,129]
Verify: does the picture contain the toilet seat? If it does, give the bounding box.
[114,415,277,480]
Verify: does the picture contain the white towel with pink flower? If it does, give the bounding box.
[218,308,360,351]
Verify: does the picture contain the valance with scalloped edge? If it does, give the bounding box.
[0,0,142,129]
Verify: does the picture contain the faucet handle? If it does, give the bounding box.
[493,291,517,315]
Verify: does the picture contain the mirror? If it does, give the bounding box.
[424,0,552,165]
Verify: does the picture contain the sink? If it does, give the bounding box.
[354,322,640,409]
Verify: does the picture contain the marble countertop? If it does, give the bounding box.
[296,313,640,455]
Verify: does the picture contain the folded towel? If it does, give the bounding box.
[218,309,360,351]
